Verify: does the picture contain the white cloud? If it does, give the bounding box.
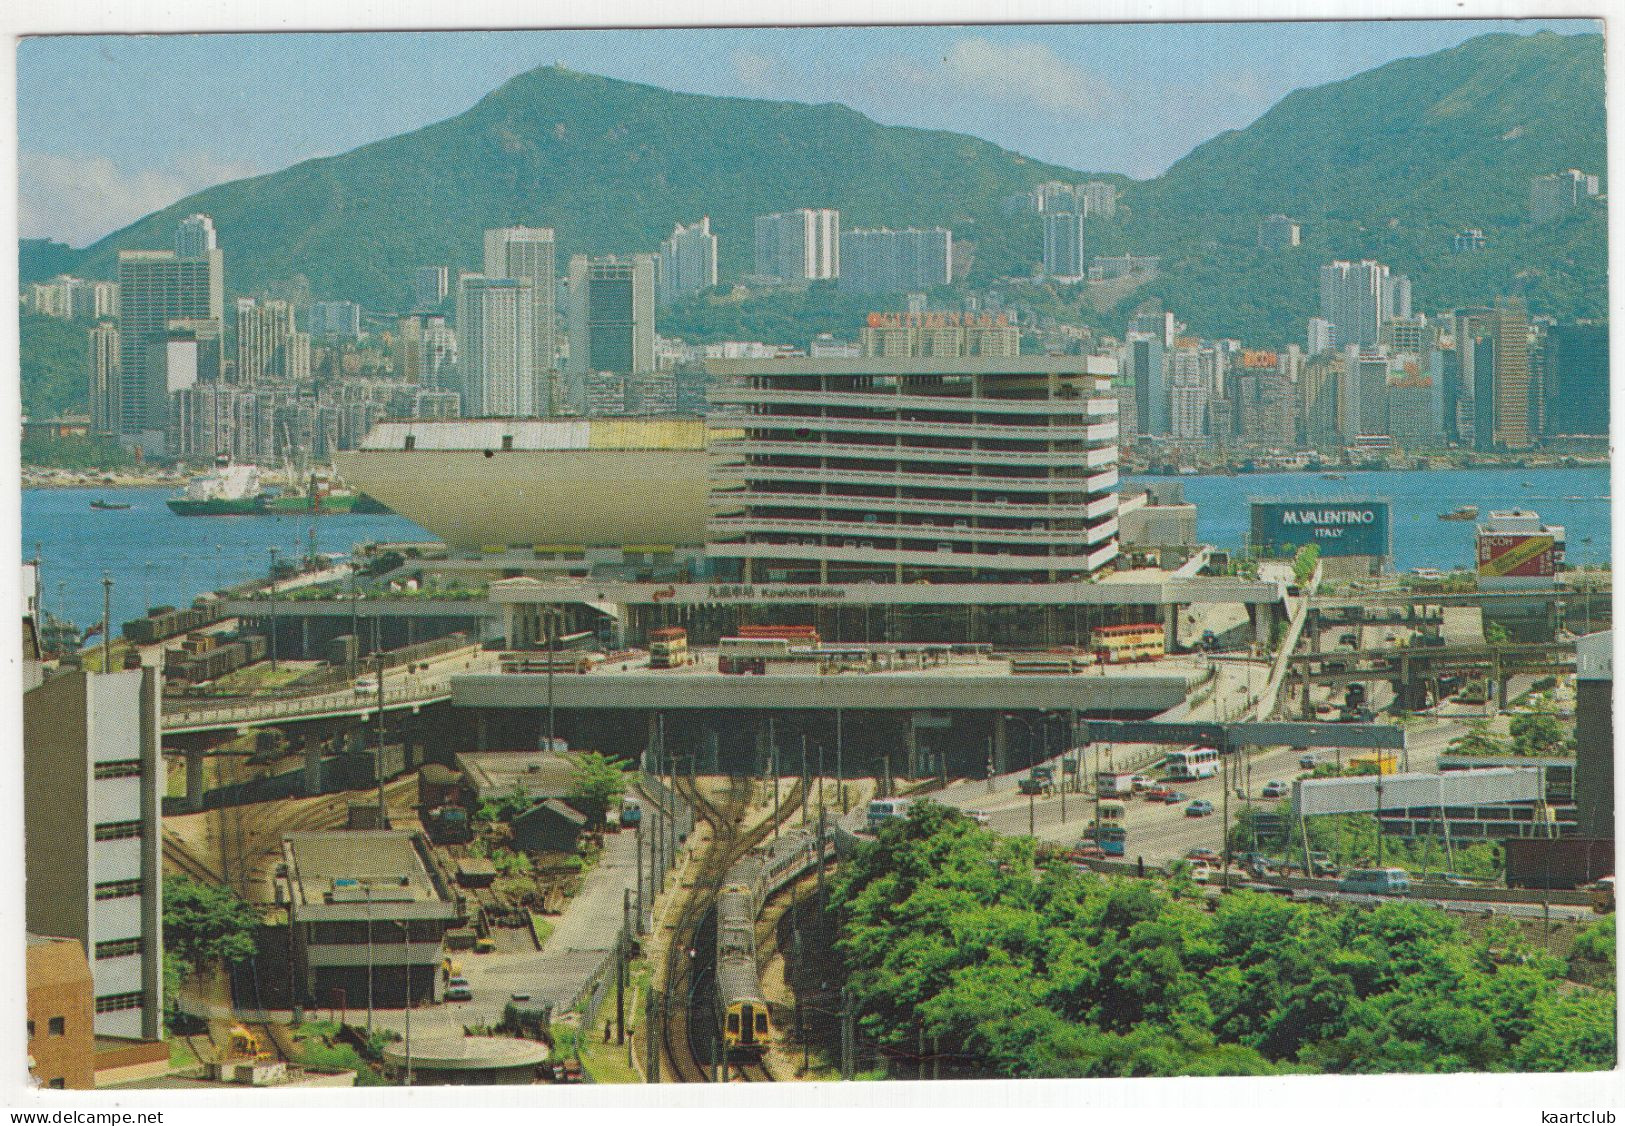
[19,151,263,248]
[902,37,1121,119]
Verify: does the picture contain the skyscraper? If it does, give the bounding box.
[234,297,301,384]
[565,255,656,414]
[483,226,557,377]
[1490,297,1532,450]
[174,213,217,258]
[1319,260,1408,349]
[115,241,223,443]
[657,218,719,307]
[753,209,840,283]
[1543,321,1609,437]
[1082,181,1117,218]
[1125,331,1167,437]
[1042,212,1087,280]
[456,275,537,418]
[1168,348,1207,439]
[88,322,120,438]
[839,228,953,294]
[414,266,450,311]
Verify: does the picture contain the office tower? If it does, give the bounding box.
[657,218,719,307]
[1387,370,1436,450]
[1258,214,1301,250]
[1531,169,1600,223]
[1168,349,1207,439]
[1543,322,1609,437]
[1489,297,1533,450]
[115,248,223,442]
[565,255,657,413]
[1042,212,1087,280]
[88,322,120,437]
[1319,260,1408,349]
[753,209,840,282]
[1082,181,1117,218]
[310,301,362,339]
[483,226,558,380]
[1125,330,1167,437]
[840,228,953,294]
[455,275,536,418]
[414,265,450,311]
[24,666,164,1041]
[174,213,217,258]
[233,297,302,384]
[1338,347,1392,441]
[1307,317,1336,355]
[1381,314,1432,357]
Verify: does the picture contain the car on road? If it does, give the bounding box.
[1143,786,1174,801]
[1298,751,1318,769]
[1338,867,1411,895]
[445,976,473,1001]
[1160,790,1188,804]
[1261,781,1289,798]
[1186,847,1221,865]
[1185,799,1215,817]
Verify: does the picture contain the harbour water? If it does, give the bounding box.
[22,465,1611,632]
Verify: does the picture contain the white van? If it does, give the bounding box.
[1338,867,1411,895]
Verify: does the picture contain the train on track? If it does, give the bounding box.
[712,822,830,1057]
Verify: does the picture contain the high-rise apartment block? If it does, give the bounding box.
[484,226,558,378]
[456,275,537,418]
[414,265,450,311]
[310,301,362,339]
[1307,317,1336,355]
[1082,181,1117,218]
[708,355,1121,583]
[116,237,223,443]
[1530,169,1600,224]
[840,228,953,294]
[174,213,217,258]
[565,255,657,414]
[1167,349,1207,439]
[858,311,1019,358]
[24,667,164,1041]
[657,218,719,307]
[1042,212,1087,280]
[234,297,308,384]
[1319,260,1408,349]
[753,209,839,283]
[1258,214,1301,250]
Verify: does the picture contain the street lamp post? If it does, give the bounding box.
[100,573,113,675]
[401,920,413,1086]
[375,653,387,825]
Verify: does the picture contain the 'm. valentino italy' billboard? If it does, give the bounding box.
[1249,499,1392,558]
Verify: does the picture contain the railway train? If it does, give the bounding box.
[712,823,829,1056]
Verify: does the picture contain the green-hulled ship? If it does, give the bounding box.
[167,461,389,516]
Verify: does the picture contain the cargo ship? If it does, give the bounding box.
[166,459,268,516]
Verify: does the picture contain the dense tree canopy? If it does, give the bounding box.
[830,803,1614,1078]
[163,876,260,978]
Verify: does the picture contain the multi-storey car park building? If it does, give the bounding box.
[705,355,1121,585]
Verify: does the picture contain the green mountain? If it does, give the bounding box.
[32,29,1608,377]
[65,66,1114,309]
[1111,30,1606,341]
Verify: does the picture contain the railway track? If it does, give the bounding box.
[658,775,805,1084]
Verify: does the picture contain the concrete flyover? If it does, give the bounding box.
[1287,639,1577,712]
[163,677,458,736]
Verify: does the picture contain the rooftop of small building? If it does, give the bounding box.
[282,830,450,914]
[455,749,579,800]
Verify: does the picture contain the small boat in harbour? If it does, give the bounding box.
[1438,505,1479,521]
[89,499,131,510]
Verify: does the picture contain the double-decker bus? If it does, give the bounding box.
[1091,622,1166,664]
[1165,747,1221,780]
[648,627,689,669]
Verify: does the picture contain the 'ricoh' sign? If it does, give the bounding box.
[1250,500,1391,558]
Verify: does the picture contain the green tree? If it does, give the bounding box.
[566,752,628,827]
[1450,721,1510,757]
[1292,544,1320,586]
[163,876,259,979]
[1509,712,1571,758]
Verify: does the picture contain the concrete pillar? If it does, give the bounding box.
[1308,609,1320,654]
[305,734,323,796]
[905,714,920,781]
[705,727,720,774]
[1163,605,1180,651]
[476,712,489,752]
[301,618,311,660]
[993,714,1010,775]
[185,745,205,813]
[1300,671,1313,720]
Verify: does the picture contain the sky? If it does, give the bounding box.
[16,19,1601,248]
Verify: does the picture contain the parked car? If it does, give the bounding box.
[1161,790,1188,804]
[445,976,473,1001]
[1298,752,1318,770]
[1262,781,1289,798]
[1338,867,1411,895]
[1143,786,1174,801]
[1186,847,1221,865]
[1185,800,1215,817]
